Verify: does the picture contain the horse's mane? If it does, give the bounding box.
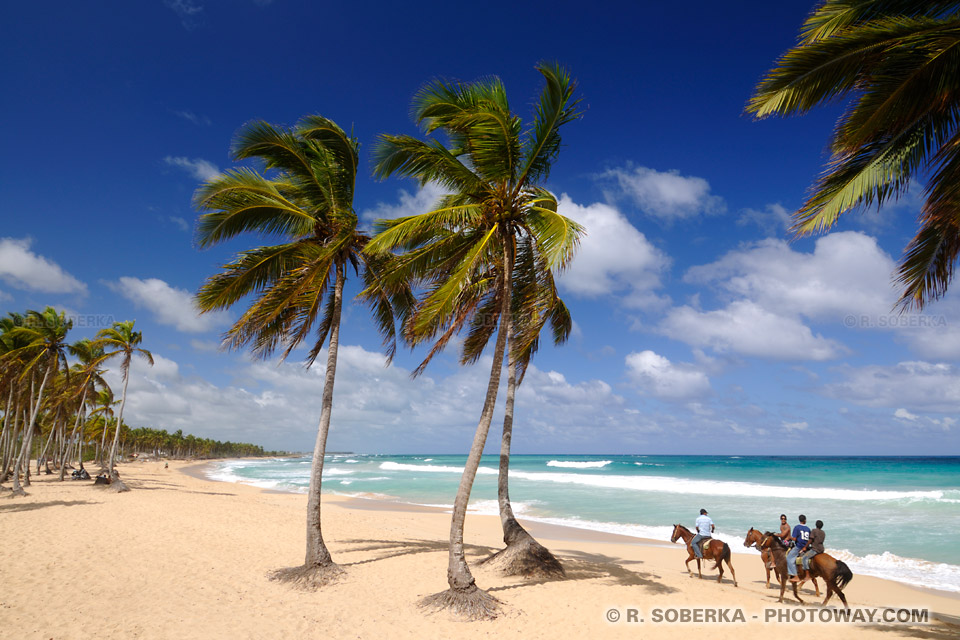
[762,531,786,549]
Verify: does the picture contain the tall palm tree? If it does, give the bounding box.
[194,114,410,589]
[747,0,960,309]
[368,62,582,618]
[61,338,108,478]
[2,307,73,495]
[95,320,153,491]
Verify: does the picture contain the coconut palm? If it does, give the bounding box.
[61,338,108,478]
[368,61,582,618]
[2,307,73,495]
[747,0,960,309]
[194,114,411,589]
[95,320,153,491]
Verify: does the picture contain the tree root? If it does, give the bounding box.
[419,583,501,620]
[269,562,345,591]
[479,536,566,579]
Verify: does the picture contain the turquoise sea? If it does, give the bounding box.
[207,454,960,593]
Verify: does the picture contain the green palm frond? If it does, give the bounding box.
[372,134,487,195]
[801,0,960,44]
[517,61,582,188]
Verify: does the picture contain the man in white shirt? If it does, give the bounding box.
[691,508,714,558]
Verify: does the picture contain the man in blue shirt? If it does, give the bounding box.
[787,514,811,582]
[691,508,714,559]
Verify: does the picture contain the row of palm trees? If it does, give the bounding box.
[0,308,274,495]
[193,62,582,617]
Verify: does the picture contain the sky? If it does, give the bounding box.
[1,0,958,455]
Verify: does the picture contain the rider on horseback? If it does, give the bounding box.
[801,520,825,570]
[691,508,714,559]
[787,514,811,583]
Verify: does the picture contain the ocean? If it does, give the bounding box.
[206,454,960,593]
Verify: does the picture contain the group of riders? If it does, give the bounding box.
[691,509,825,582]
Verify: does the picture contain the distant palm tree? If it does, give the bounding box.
[368,62,582,618]
[195,115,410,589]
[95,320,153,491]
[61,338,108,478]
[747,0,960,309]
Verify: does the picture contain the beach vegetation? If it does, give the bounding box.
[748,0,960,309]
[367,61,582,618]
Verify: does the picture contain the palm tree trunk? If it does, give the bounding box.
[0,386,14,481]
[271,263,346,588]
[1,398,20,484]
[14,363,53,494]
[105,361,131,492]
[480,330,565,578]
[422,239,514,619]
[60,388,88,481]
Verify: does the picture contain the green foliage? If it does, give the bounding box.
[748,0,960,309]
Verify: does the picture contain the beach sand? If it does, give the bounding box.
[1,460,957,639]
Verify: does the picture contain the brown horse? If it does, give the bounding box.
[743,527,819,595]
[759,532,852,609]
[670,524,737,586]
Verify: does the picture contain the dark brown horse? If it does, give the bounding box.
[743,527,819,595]
[759,532,852,609]
[670,524,737,586]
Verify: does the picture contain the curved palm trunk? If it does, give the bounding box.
[272,263,346,588]
[105,362,130,492]
[60,388,88,481]
[13,363,53,495]
[480,331,565,578]
[0,386,15,481]
[422,242,514,619]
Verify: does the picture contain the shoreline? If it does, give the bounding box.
[191,458,960,601]
[3,459,959,639]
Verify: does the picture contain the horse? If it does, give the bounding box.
[759,532,852,609]
[744,527,819,595]
[670,524,737,586]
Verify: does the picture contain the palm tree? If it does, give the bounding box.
[368,61,582,618]
[747,0,960,309]
[2,307,73,495]
[61,338,108,478]
[95,320,153,491]
[194,115,411,589]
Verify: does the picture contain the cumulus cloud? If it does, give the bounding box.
[894,408,918,422]
[684,232,898,321]
[660,300,845,361]
[163,156,220,182]
[625,350,711,400]
[556,195,669,306]
[737,203,792,236]
[360,183,448,225]
[599,165,725,221]
[782,420,809,432]
[109,277,228,333]
[829,361,960,413]
[0,237,87,294]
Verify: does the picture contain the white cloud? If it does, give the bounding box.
[684,232,897,321]
[164,0,203,29]
[660,300,845,361]
[163,156,219,182]
[361,183,448,225]
[169,216,190,232]
[894,408,918,422]
[173,110,211,126]
[557,195,669,306]
[782,420,809,432]
[0,237,87,294]
[599,165,725,221]
[109,277,228,333]
[830,361,960,413]
[737,203,792,236]
[625,350,711,400]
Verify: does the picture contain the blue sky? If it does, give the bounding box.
[1,0,957,455]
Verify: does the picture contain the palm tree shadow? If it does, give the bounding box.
[0,499,93,513]
[486,549,676,595]
[338,538,497,567]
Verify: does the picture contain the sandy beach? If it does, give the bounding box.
[1,460,957,640]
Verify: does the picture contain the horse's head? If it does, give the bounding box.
[743,527,757,548]
[758,532,781,550]
[670,524,681,543]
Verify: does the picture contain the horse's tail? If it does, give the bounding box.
[834,560,853,590]
[713,542,731,571]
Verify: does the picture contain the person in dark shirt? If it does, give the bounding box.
[787,514,811,582]
[801,520,825,571]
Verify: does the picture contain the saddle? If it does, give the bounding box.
[697,537,712,555]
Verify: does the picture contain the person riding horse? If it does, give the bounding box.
[691,508,714,559]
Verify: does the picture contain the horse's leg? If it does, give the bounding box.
[763,551,771,588]
[835,587,849,611]
[778,575,786,603]
[793,580,804,604]
[684,548,694,575]
[697,558,702,580]
[822,580,834,607]
[812,576,820,597]
[727,557,737,587]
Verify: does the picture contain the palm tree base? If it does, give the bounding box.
[269,561,345,590]
[9,486,27,498]
[479,533,565,579]
[419,583,501,620]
